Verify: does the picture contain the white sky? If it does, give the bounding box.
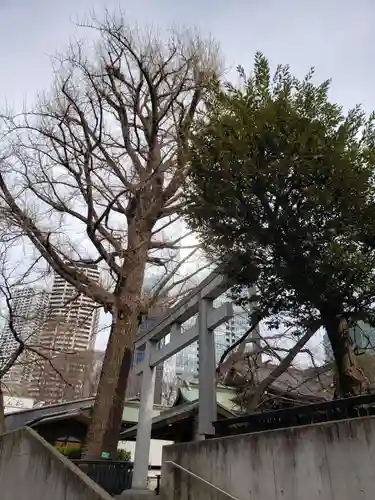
[0,0,373,354]
[1,0,375,113]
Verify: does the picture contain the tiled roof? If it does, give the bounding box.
[5,397,165,431]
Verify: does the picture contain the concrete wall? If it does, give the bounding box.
[162,416,375,500]
[0,427,112,500]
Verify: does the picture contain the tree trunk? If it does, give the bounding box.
[323,315,369,397]
[84,247,149,458]
[83,306,139,458]
[101,347,133,456]
[83,223,151,459]
[0,382,6,434]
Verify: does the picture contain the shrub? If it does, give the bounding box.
[56,445,82,459]
[56,444,131,461]
[116,448,131,461]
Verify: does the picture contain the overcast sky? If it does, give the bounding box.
[1,0,373,355]
[1,0,375,113]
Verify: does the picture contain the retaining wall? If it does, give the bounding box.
[0,426,112,500]
[162,415,375,500]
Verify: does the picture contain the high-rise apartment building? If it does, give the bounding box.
[32,349,100,404]
[127,305,166,404]
[0,287,49,360]
[215,300,249,363]
[0,287,49,383]
[175,295,251,380]
[39,264,100,352]
[29,264,101,404]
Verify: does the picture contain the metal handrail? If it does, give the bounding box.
[165,460,240,500]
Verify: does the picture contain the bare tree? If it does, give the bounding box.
[216,312,332,412]
[0,12,220,455]
[244,321,324,410]
[0,237,78,431]
[218,308,375,413]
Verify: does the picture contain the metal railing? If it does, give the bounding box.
[166,461,240,500]
[72,460,162,496]
[72,459,133,495]
[213,392,375,437]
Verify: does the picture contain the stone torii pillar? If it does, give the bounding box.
[122,272,233,497]
[198,298,217,437]
[131,340,156,492]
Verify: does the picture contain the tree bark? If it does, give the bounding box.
[83,307,138,458]
[323,315,369,397]
[0,383,6,434]
[101,347,133,456]
[83,225,150,459]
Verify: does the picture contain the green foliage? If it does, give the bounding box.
[56,445,82,459]
[116,448,132,461]
[56,445,131,461]
[185,52,375,329]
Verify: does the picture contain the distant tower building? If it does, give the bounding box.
[0,287,49,360]
[175,293,251,380]
[0,287,49,383]
[175,329,199,379]
[40,264,100,352]
[126,305,165,404]
[214,297,249,363]
[29,264,101,404]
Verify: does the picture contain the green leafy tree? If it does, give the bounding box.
[184,53,375,397]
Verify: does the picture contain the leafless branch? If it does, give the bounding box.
[0,13,222,456]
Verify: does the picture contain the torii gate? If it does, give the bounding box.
[129,270,233,492]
